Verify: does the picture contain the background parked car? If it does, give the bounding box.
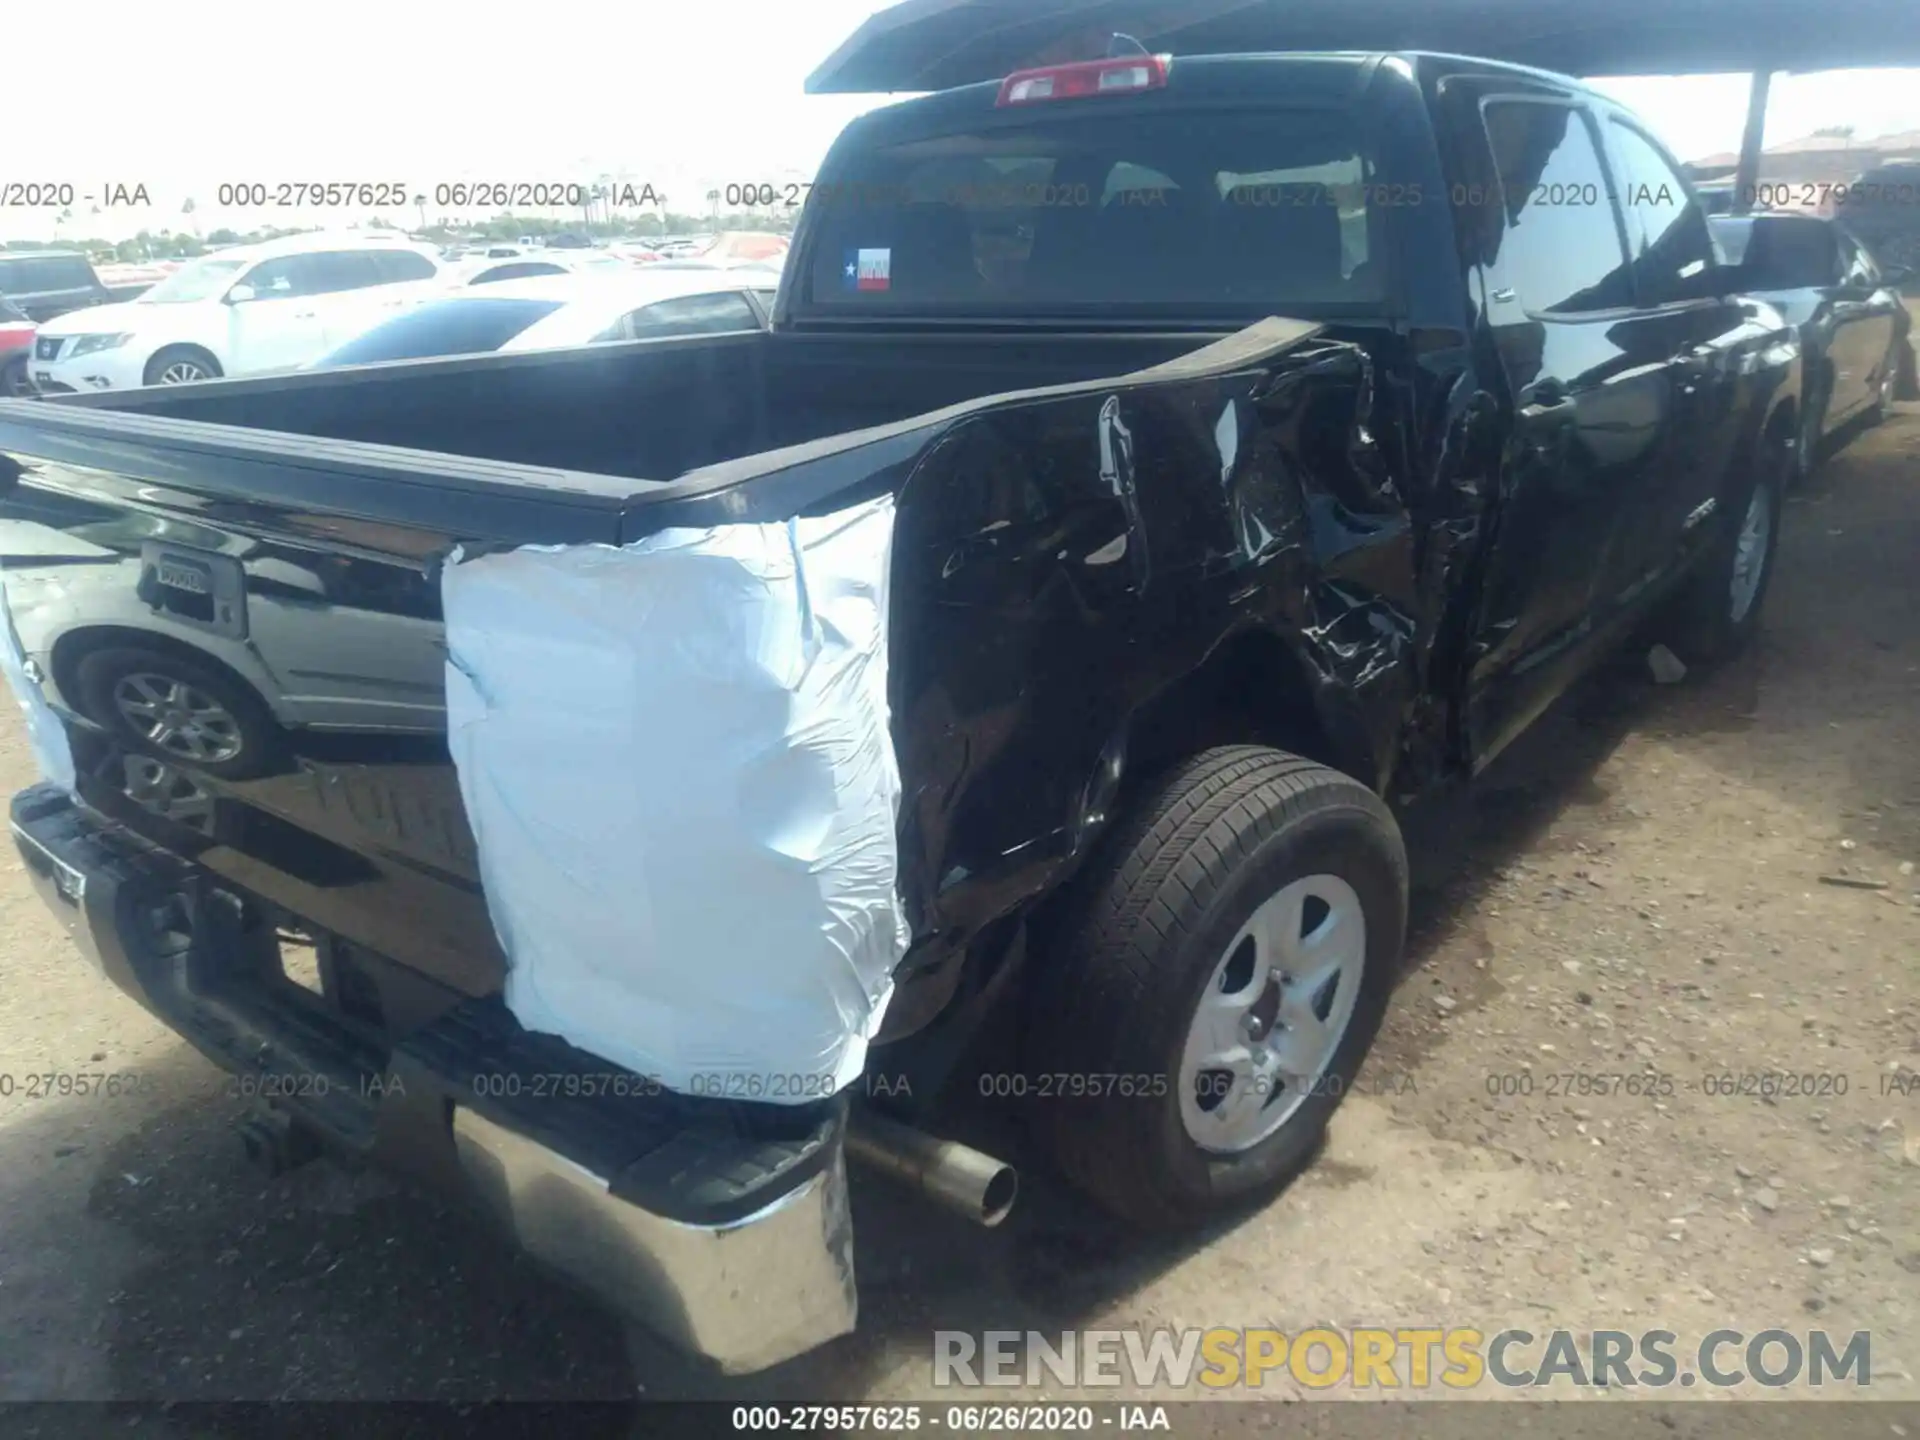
[311,269,777,368]
[1711,210,1913,477]
[1695,179,1736,216]
[645,257,785,280]
[0,295,36,397]
[1827,159,1920,276]
[29,234,445,392]
[0,250,115,323]
[444,250,631,287]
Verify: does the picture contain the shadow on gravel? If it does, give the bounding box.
[0,1027,1290,1418]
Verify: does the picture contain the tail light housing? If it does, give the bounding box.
[996,54,1170,106]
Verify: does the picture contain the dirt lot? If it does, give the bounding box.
[0,403,1916,1426]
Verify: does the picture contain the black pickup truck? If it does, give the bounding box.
[0,50,1799,1373]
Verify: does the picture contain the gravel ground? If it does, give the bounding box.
[0,402,1915,1429]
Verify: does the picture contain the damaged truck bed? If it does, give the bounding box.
[0,48,1799,1372]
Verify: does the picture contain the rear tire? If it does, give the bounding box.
[1,355,30,398]
[1794,389,1827,484]
[142,346,222,386]
[1024,746,1407,1230]
[1896,333,1919,403]
[1868,342,1900,423]
[1658,433,1787,667]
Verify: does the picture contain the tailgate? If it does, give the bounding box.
[0,400,633,999]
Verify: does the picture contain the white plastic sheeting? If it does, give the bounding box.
[0,577,76,791]
[441,496,907,1102]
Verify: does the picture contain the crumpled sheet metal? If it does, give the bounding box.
[441,495,907,1101]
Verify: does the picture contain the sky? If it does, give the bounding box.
[7,0,1920,243]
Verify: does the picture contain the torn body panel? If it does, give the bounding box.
[879,326,1457,1039]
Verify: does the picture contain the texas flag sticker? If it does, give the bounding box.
[843,247,891,291]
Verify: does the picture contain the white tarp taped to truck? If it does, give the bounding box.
[441,495,907,1101]
[0,574,75,791]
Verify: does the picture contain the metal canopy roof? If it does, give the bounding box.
[806,0,1920,93]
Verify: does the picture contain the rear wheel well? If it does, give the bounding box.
[142,344,222,385]
[51,627,273,728]
[1116,631,1368,810]
[942,633,1372,1075]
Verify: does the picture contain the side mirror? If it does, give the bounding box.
[225,283,258,304]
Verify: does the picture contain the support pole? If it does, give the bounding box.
[1731,68,1772,215]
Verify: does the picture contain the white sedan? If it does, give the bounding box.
[309,270,778,368]
[28,233,444,391]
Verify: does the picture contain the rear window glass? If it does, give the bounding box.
[317,298,566,366]
[471,261,566,284]
[1708,218,1752,266]
[1714,215,1837,289]
[802,108,1384,317]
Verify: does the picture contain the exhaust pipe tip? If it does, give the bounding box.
[976,1163,1018,1228]
[845,1110,1018,1227]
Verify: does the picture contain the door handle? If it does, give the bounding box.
[294,310,317,319]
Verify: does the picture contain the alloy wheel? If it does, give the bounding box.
[1728,483,1773,624]
[1178,873,1367,1154]
[113,672,244,763]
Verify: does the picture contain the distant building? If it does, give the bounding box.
[1687,130,1920,203]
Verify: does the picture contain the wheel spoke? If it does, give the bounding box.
[1273,1005,1335,1072]
[1294,907,1361,992]
[1253,884,1307,972]
[172,729,212,761]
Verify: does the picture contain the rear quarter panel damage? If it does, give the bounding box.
[883,331,1447,1031]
